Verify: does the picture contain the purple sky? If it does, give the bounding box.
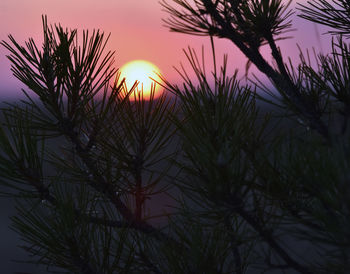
[0,0,331,101]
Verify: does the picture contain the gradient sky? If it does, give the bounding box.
[0,0,332,101]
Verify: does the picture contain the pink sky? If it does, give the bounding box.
[0,0,331,101]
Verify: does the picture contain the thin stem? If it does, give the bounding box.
[224,217,243,274]
[233,202,313,274]
[210,35,217,83]
[62,121,176,243]
[266,33,290,81]
[134,143,145,221]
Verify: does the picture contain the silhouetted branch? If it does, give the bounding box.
[229,195,312,274]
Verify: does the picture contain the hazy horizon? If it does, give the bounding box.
[1,0,333,101]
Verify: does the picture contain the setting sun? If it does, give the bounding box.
[118,60,163,100]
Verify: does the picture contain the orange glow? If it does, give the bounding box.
[118,60,163,100]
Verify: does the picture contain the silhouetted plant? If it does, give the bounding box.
[159,0,350,273]
[0,0,350,272]
[0,16,177,273]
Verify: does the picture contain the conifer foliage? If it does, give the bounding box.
[0,0,350,273]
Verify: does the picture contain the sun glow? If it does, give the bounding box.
[118,60,163,100]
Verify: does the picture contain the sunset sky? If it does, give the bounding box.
[0,0,331,101]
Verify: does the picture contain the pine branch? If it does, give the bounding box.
[232,199,313,274]
[61,119,176,243]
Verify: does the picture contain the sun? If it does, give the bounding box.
[118,60,163,100]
